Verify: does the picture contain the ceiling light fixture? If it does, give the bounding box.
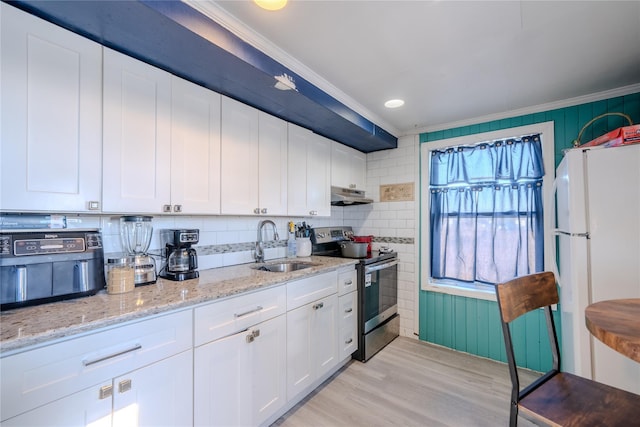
[384,99,405,109]
[254,0,288,11]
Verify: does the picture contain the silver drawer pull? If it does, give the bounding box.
[345,308,353,313]
[313,302,324,310]
[83,344,142,366]
[344,280,353,286]
[234,306,263,318]
[345,338,353,344]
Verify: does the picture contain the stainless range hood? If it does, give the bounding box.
[331,186,373,206]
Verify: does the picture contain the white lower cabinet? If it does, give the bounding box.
[286,293,339,400]
[193,286,287,427]
[0,310,193,426]
[285,270,340,400]
[2,350,193,427]
[194,315,286,427]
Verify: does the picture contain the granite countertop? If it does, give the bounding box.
[0,256,357,355]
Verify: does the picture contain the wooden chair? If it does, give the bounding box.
[495,271,640,427]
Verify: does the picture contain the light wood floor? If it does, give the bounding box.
[272,337,540,426]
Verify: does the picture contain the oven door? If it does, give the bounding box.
[362,258,398,334]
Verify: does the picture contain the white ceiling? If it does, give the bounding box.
[209,0,640,136]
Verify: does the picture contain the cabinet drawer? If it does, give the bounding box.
[286,270,338,311]
[1,309,192,421]
[195,285,286,346]
[337,267,357,296]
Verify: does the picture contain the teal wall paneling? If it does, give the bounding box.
[418,92,640,372]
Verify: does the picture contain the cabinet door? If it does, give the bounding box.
[1,3,102,212]
[287,124,331,217]
[113,350,193,427]
[1,381,112,427]
[286,294,338,400]
[287,123,312,216]
[258,112,288,216]
[351,149,367,190]
[250,315,287,426]
[313,293,339,379]
[102,47,171,213]
[220,96,260,215]
[194,315,286,427]
[171,76,221,214]
[331,141,352,189]
[307,134,332,217]
[331,142,366,191]
[286,302,314,399]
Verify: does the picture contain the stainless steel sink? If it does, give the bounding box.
[253,261,317,273]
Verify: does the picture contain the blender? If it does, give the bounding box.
[120,216,157,285]
[159,229,199,281]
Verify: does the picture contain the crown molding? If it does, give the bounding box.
[408,83,640,136]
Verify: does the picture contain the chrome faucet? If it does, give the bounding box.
[255,220,279,263]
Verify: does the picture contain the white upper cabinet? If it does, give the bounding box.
[220,96,288,215]
[102,47,172,213]
[170,76,221,214]
[1,3,102,212]
[331,141,366,190]
[103,49,221,214]
[287,124,331,217]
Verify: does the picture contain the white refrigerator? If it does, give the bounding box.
[555,142,640,394]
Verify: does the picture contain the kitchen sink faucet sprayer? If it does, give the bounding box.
[255,220,279,263]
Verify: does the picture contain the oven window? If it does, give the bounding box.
[363,263,398,324]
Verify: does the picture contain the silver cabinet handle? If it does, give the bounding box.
[88,201,100,210]
[345,308,353,313]
[99,385,113,400]
[261,208,267,214]
[163,204,172,213]
[83,344,142,366]
[173,204,182,213]
[344,280,353,286]
[246,329,261,343]
[313,302,324,310]
[345,338,353,344]
[254,208,260,214]
[118,379,132,393]
[234,306,263,318]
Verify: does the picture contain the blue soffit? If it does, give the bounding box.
[9,0,397,153]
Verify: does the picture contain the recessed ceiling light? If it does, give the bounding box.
[384,99,405,109]
[254,0,288,11]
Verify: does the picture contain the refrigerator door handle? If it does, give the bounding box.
[554,229,590,238]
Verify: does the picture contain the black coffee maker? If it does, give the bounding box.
[160,229,199,281]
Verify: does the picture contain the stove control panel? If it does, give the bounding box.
[310,226,353,244]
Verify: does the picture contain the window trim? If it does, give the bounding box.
[420,122,555,301]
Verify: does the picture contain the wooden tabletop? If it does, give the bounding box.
[585,299,640,363]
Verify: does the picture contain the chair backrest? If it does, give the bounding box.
[495,272,561,411]
[495,271,558,323]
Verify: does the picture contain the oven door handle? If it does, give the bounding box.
[365,259,399,273]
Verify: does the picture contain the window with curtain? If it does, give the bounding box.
[429,134,544,285]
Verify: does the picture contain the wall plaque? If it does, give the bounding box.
[380,183,414,202]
